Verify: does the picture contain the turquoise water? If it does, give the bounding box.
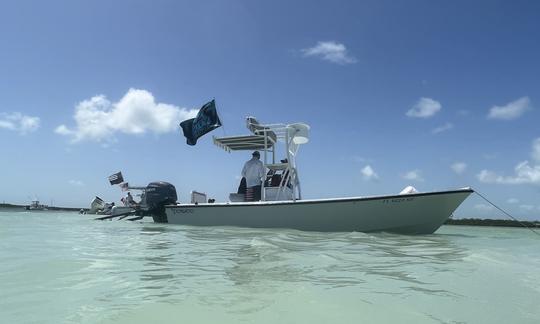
[1,210,539,324]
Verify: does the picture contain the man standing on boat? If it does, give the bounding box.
[125,192,137,207]
[241,151,265,201]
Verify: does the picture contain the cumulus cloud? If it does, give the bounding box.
[487,96,531,120]
[451,162,467,175]
[402,169,424,182]
[56,88,198,143]
[406,97,441,118]
[0,112,40,134]
[302,41,357,65]
[361,165,379,181]
[477,138,540,185]
[432,122,454,134]
[477,161,540,185]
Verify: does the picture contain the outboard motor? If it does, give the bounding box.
[143,181,177,223]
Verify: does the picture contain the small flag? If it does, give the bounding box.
[108,172,124,185]
[180,99,222,146]
[120,182,129,191]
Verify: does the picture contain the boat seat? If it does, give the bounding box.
[246,117,277,143]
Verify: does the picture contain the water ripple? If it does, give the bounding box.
[1,211,539,323]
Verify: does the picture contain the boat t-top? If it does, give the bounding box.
[25,199,48,211]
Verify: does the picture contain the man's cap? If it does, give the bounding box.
[252,151,260,156]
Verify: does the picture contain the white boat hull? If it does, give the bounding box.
[162,189,473,234]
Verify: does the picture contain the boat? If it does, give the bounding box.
[142,117,473,234]
[25,199,48,211]
[86,193,139,216]
[87,196,107,214]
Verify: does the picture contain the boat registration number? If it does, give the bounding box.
[381,197,414,204]
[172,208,194,214]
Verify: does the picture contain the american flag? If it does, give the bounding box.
[108,172,124,185]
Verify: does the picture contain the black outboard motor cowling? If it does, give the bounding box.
[143,181,177,223]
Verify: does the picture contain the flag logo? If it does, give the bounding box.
[180,99,222,146]
[108,172,124,185]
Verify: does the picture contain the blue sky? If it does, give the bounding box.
[1,0,539,220]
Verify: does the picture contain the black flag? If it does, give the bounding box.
[180,100,222,146]
[108,172,124,185]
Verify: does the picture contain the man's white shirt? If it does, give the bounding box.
[242,158,265,187]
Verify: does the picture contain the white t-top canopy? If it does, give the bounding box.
[213,134,276,152]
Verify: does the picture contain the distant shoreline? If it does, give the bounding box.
[445,218,540,228]
[0,203,83,212]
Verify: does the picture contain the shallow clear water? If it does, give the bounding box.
[1,210,539,324]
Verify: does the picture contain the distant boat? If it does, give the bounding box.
[86,192,141,216]
[25,199,48,211]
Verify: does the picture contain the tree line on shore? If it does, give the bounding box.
[445,218,540,227]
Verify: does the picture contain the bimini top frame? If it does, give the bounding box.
[213,117,310,202]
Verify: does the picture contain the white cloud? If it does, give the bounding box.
[68,180,84,186]
[55,125,71,136]
[532,138,540,162]
[402,169,424,182]
[474,204,494,212]
[302,41,357,65]
[432,122,454,134]
[507,198,519,204]
[477,138,540,185]
[477,161,540,185]
[451,162,467,175]
[406,97,442,118]
[361,165,379,181]
[0,112,40,134]
[56,88,198,143]
[487,96,531,120]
